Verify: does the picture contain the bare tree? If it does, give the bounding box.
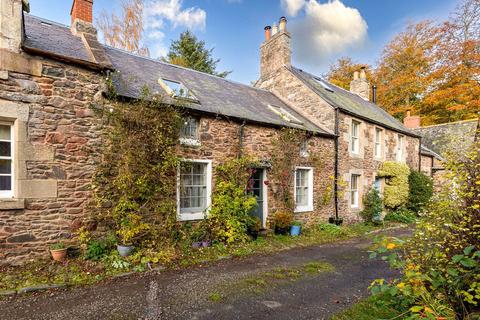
[96,0,149,56]
[451,0,480,41]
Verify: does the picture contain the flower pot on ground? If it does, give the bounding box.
[50,242,67,262]
[290,221,302,236]
[273,211,293,235]
[328,216,344,225]
[117,244,134,257]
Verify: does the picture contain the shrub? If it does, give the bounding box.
[370,138,480,319]
[50,242,66,250]
[360,188,383,223]
[206,157,259,244]
[408,170,433,214]
[384,207,416,224]
[273,211,293,234]
[85,234,116,261]
[378,161,410,209]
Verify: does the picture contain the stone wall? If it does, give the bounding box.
[0,52,104,265]
[338,113,420,222]
[177,116,336,226]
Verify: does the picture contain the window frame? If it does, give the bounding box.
[158,78,197,101]
[396,134,404,162]
[374,127,383,159]
[351,120,360,154]
[179,116,201,146]
[0,122,14,199]
[350,174,360,208]
[294,167,314,213]
[177,159,212,221]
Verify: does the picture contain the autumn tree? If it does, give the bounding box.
[165,31,231,78]
[422,0,480,124]
[96,0,149,56]
[326,57,372,91]
[374,21,440,121]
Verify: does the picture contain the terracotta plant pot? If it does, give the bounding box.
[50,249,67,262]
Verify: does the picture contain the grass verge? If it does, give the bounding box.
[0,222,403,294]
[330,295,406,320]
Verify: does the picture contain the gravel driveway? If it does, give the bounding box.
[0,228,409,320]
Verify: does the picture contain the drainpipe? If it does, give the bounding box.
[418,136,422,171]
[334,107,340,223]
[238,120,246,158]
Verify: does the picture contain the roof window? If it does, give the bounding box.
[268,105,303,125]
[158,78,197,100]
[314,77,334,92]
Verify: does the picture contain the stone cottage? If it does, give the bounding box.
[255,18,422,218]
[0,0,427,265]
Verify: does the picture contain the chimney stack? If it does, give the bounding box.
[70,0,96,35]
[403,110,421,129]
[264,26,272,42]
[260,16,291,79]
[350,67,370,101]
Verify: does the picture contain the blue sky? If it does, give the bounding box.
[30,0,459,84]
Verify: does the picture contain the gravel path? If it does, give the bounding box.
[0,228,409,320]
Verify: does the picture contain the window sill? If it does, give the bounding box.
[294,206,313,213]
[179,138,201,147]
[0,198,25,210]
[178,212,206,221]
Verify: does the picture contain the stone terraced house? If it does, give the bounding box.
[0,0,430,265]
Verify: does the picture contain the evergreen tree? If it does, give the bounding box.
[165,31,231,78]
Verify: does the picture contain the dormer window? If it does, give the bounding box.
[158,78,196,100]
[268,105,303,125]
[179,116,200,146]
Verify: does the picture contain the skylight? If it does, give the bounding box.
[314,77,334,92]
[268,105,303,125]
[158,78,197,100]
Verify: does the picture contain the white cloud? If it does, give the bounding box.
[281,0,306,16]
[143,0,206,58]
[145,0,206,31]
[286,0,368,67]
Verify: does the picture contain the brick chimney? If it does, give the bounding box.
[350,67,370,100]
[0,0,29,53]
[403,111,421,129]
[71,0,96,35]
[260,17,291,80]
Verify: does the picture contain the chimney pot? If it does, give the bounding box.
[264,26,272,41]
[360,67,366,79]
[279,16,287,32]
[272,23,278,36]
[353,71,359,80]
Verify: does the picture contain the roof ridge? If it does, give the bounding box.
[416,118,479,129]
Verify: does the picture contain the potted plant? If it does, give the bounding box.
[273,211,293,235]
[116,213,149,257]
[290,221,302,236]
[191,227,206,248]
[248,217,262,240]
[50,242,67,262]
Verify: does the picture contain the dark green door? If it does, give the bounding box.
[250,169,264,223]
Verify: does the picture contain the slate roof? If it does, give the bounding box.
[22,14,330,135]
[413,119,479,156]
[421,145,443,161]
[289,67,420,137]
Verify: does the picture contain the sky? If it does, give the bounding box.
[29,0,460,85]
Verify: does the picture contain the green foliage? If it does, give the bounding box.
[205,157,259,244]
[49,242,66,250]
[85,234,116,261]
[370,139,480,319]
[384,207,416,224]
[269,128,307,211]
[91,90,183,249]
[273,211,293,234]
[408,170,433,214]
[360,188,383,223]
[165,30,231,78]
[378,161,410,209]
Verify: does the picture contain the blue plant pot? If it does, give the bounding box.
[117,245,134,257]
[290,225,302,236]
